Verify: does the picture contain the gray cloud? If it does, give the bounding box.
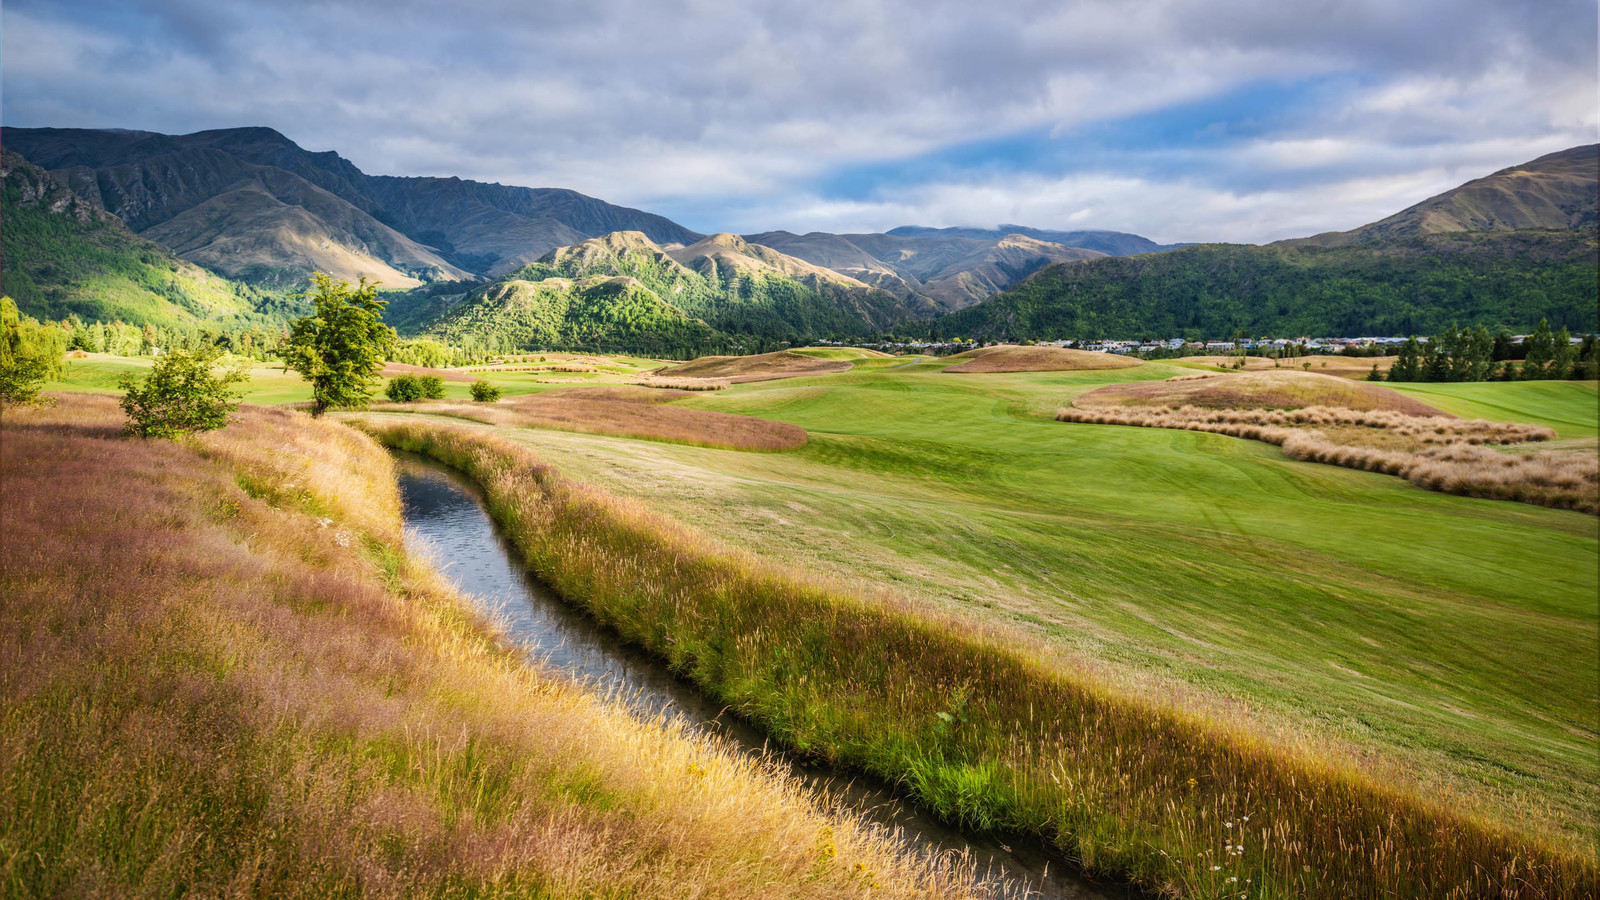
[3,0,1594,241]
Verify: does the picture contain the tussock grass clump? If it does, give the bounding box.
[1077,370,1448,416]
[359,417,1600,899]
[1,394,987,900]
[634,376,731,390]
[375,384,807,451]
[1059,404,1596,513]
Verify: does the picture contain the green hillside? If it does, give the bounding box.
[424,275,720,356]
[1,149,292,327]
[932,229,1598,341]
[509,232,912,340]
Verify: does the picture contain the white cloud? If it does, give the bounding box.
[2,0,1594,242]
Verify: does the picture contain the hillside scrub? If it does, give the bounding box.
[1058,404,1597,514]
[357,417,1599,899]
[0,394,985,899]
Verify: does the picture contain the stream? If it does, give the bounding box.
[394,451,1141,900]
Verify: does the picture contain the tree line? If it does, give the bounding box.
[1375,320,1598,383]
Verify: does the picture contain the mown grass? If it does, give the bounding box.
[368,364,1597,849]
[1,394,987,899]
[357,417,1599,898]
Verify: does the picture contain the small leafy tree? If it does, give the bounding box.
[119,345,247,438]
[284,273,396,416]
[1,297,67,408]
[470,379,501,402]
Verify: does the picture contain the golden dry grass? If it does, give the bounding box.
[1076,369,1449,416]
[361,417,1600,899]
[1059,403,1596,514]
[942,345,1143,373]
[0,394,988,899]
[379,362,480,382]
[375,385,807,451]
[655,350,853,383]
[1178,354,1398,379]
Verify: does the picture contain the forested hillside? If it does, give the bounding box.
[932,230,1598,341]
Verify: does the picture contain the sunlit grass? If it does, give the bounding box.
[358,416,1599,898]
[1,394,990,899]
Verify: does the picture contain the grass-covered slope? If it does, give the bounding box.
[504,232,917,341]
[424,273,721,356]
[0,149,286,326]
[936,229,1598,340]
[0,394,978,899]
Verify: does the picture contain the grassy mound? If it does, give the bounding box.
[789,347,895,360]
[942,345,1142,373]
[655,350,853,382]
[1075,370,1448,415]
[377,385,808,451]
[1176,354,1397,379]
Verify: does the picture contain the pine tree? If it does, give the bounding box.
[1522,319,1555,380]
[1388,337,1421,382]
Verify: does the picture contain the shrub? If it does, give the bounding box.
[418,374,446,399]
[119,345,247,438]
[469,379,501,402]
[1,296,66,407]
[385,374,424,402]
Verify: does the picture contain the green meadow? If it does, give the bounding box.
[50,354,1600,846]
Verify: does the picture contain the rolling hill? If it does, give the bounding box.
[933,146,1599,341]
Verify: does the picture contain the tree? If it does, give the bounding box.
[1550,326,1574,380]
[470,379,501,402]
[1522,319,1555,380]
[119,344,247,438]
[284,274,396,416]
[1388,337,1421,382]
[1,296,67,407]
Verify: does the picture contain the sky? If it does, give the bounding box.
[4,0,1596,244]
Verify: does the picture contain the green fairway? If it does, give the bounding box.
[1389,380,1599,438]
[361,362,1599,843]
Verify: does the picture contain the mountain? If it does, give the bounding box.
[1291,145,1599,248]
[411,230,926,354]
[745,229,1111,313]
[1,126,701,283]
[933,146,1600,341]
[884,225,1182,257]
[0,148,282,326]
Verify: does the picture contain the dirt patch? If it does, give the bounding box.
[1075,371,1447,416]
[381,385,807,451]
[942,345,1143,373]
[654,350,852,383]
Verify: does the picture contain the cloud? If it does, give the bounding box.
[3,0,1594,242]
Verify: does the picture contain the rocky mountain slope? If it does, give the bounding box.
[420,230,919,351]
[0,148,281,326]
[2,126,699,284]
[746,228,1114,312]
[1290,145,1598,247]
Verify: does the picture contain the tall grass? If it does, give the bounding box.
[1059,404,1596,514]
[359,417,1600,899]
[1,394,987,899]
[374,385,807,451]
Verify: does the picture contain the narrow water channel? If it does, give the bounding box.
[394,451,1141,900]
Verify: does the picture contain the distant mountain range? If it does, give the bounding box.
[2,125,1594,346]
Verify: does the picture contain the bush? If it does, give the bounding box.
[119,345,247,438]
[469,379,501,402]
[419,375,445,399]
[385,374,424,402]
